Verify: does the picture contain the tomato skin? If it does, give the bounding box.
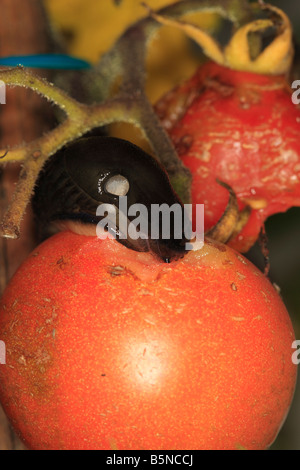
[155,61,300,252]
[0,231,297,450]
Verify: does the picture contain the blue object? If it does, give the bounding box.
[0,54,91,70]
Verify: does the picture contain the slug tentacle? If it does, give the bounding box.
[32,136,190,263]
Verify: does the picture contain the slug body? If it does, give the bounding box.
[32,136,190,263]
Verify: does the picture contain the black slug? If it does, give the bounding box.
[32,136,190,263]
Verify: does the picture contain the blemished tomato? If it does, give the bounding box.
[155,61,300,252]
[0,231,297,450]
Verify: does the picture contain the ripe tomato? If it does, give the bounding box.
[155,61,300,252]
[0,231,296,450]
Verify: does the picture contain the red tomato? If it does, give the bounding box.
[155,61,300,252]
[0,231,297,450]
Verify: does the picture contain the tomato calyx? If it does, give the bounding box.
[204,179,250,245]
[150,2,293,76]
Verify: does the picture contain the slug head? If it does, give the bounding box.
[33,136,191,262]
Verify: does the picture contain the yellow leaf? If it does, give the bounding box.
[45,0,179,63]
